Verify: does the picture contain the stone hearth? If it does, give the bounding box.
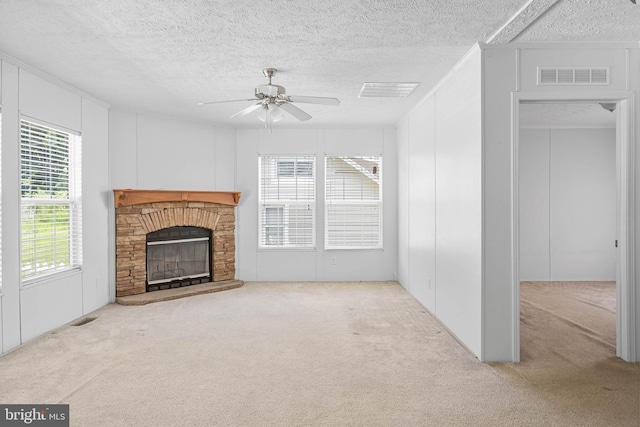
[114,190,240,297]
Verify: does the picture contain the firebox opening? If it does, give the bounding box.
[146,226,212,292]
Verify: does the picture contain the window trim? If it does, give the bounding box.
[19,118,83,285]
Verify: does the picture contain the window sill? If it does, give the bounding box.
[325,248,384,251]
[257,247,384,252]
[257,248,317,252]
[21,267,83,290]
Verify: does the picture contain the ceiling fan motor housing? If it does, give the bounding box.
[256,84,285,99]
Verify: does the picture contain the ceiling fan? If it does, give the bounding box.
[198,68,340,126]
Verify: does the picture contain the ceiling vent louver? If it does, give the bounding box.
[358,82,420,98]
[538,67,609,85]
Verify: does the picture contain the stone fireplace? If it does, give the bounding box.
[114,190,240,297]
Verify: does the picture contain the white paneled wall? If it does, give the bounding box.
[550,129,616,280]
[1,60,21,352]
[480,46,518,362]
[434,49,483,359]
[235,128,259,281]
[109,110,138,188]
[519,129,551,279]
[108,119,397,283]
[396,119,410,289]
[519,128,616,281]
[397,44,638,362]
[20,274,83,342]
[214,126,237,190]
[235,127,397,282]
[19,70,81,131]
[81,99,111,313]
[136,115,215,190]
[408,97,436,311]
[1,59,110,354]
[109,112,232,191]
[397,46,483,358]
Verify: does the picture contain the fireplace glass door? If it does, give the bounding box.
[146,226,211,291]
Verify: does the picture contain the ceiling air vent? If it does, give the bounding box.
[359,82,420,98]
[538,67,609,85]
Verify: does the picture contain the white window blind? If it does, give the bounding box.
[325,156,382,249]
[20,119,82,281]
[259,156,315,248]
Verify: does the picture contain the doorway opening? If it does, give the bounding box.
[518,102,616,362]
[512,93,636,363]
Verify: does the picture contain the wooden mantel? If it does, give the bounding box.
[114,189,241,208]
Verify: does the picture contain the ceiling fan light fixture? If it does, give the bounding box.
[359,82,420,98]
[268,103,284,122]
[257,103,284,123]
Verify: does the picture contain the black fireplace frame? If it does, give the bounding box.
[145,226,213,292]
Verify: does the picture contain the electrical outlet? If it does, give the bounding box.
[331,257,337,265]
[428,277,431,290]
[96,276,100,288]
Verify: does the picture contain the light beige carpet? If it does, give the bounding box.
[491,281,639,426]
[0,281,638,426]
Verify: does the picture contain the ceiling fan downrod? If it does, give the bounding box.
[263,68,277,85]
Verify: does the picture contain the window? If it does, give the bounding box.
[325,156,382,249]
[259,156,315,248]
[20,120,82,281]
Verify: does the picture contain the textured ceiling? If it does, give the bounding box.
[514,0,640,43]
[0,0,638,127]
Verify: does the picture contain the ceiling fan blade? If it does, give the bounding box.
[230,102,263,118]
[279,102,312,121]
[287,95,340,106]
[198,98,256,106]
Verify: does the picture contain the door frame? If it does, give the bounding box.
[511,91,636,362]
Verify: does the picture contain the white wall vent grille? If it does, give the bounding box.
[537,67,609,85]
